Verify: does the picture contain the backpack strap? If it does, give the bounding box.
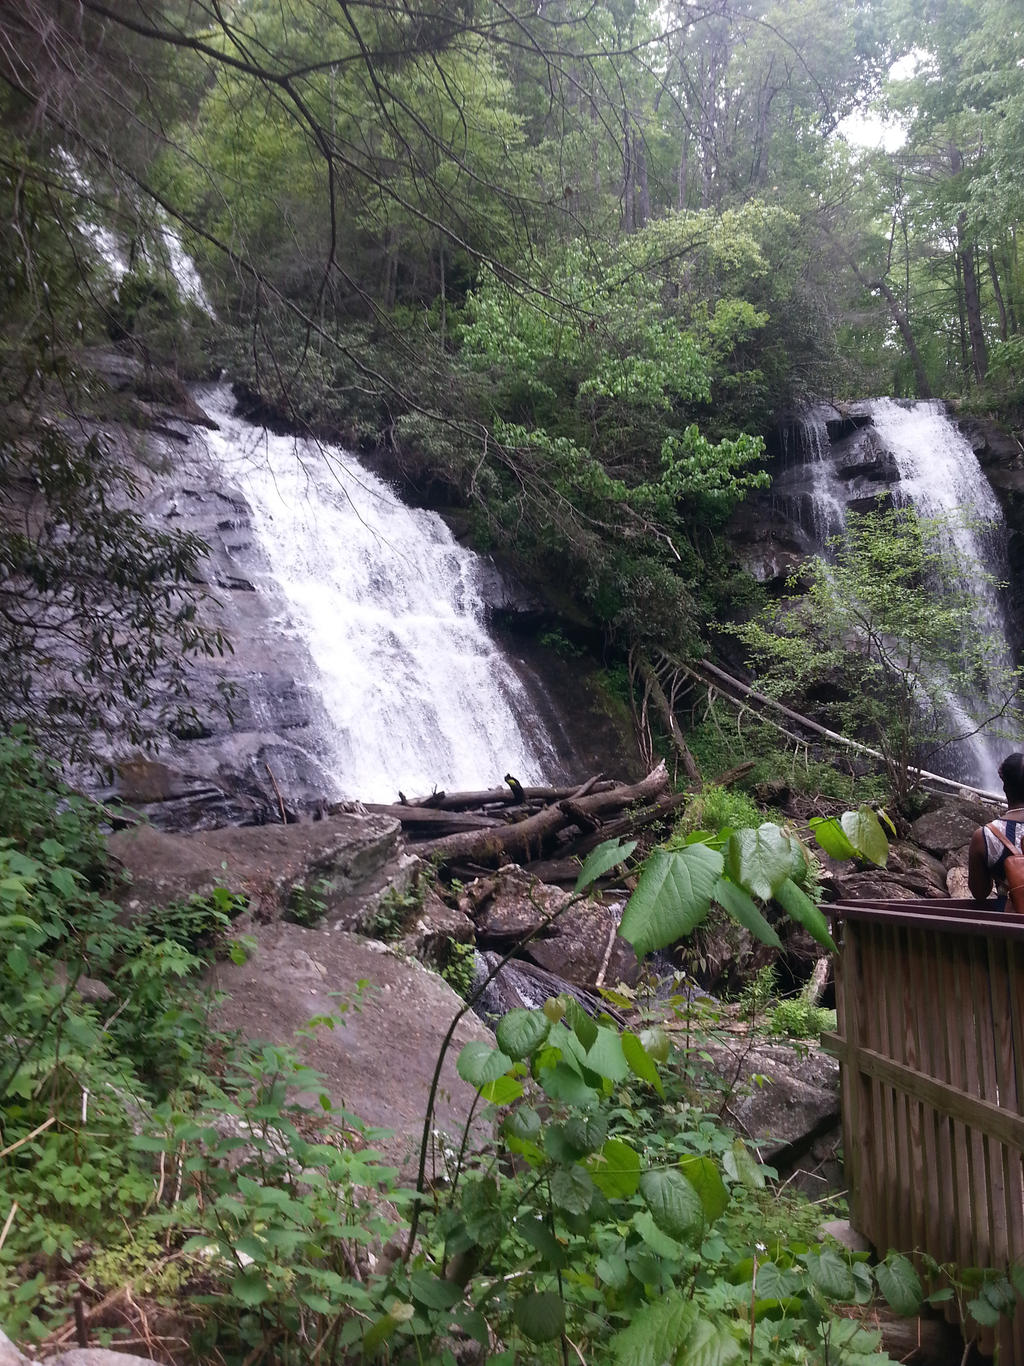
[987,821,1019,856]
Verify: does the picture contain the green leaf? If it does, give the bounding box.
[410,1271,462,1310]
[586,1026,629,1082]
[456,1041,513,1087]
[513,1290,565,1343]
[678,1155,729,1225]
[875,1253,923,1316]
[517,1217,567,1269]
[723,1138,765,1190]
[590,1137,641,1198]
[574,838,638,892]
[725,824,804,901]
[678,1317,742,1365]
[479,1075,524,1105]
[808,816,858,862]
[539,1061,599,1105]
[496,1008,550,1060]
[803,1249,857,1302]
[564,997,598,1050]
[712,876,781,948]
[840,807,889,867]
[639,1167,704,1244]
[608,1292,698,1366]
[773,876,836,953]
[620,845,723,956]
[550,1165,595,1216]
[231,1269,269,1306]
[622,1030,664,1096]
[633,1209,686,1258]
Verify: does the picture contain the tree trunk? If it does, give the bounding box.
[949,146,987,383]
[988,248,1008,342]
[845,253,932,399]
[635,656,700,781]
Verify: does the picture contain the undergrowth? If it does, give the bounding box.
[0,731,1016,1363]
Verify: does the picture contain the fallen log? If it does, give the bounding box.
[635,656,700,782]
[364,804,504,832]
[418,763,670,868]
[403,778,614,811]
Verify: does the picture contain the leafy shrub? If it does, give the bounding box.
[769,998,837,1039]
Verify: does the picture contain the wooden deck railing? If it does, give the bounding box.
[824,898,1024,1360]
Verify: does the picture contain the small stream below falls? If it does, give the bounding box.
[196,386,558,803]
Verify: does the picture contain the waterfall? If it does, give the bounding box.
[197,386,558,802]
[866,399,1015,790]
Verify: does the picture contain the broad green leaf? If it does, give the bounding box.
[808,816,858,862]
[409,1271,462,1310]
[773,876,836,952]
[754,1262,801,1300]
[517,1217,567,1269]
[596,1250,630,1289]
[586,1026,629,1082]
[574,838,638,891]
[639,1167,704,1244]
[723,1138,765,1190]
[840,807,889,867]
[563,1112,607,1155]
[456,1041,513,1087]
[608,1292,698,1366]
[513,1290,565,1343]
[875,1253,923,1316]
[804,1249,857,1302]
[550,1165,595,1216]
[590,1137,642,1198]
[539,1061,599,1105]
[479,1075,524,1105]
[564,997,598,1050]
[619,844,723,956]
[678,1317,742,1366]
[712,876,781,948]
[622,1030,664,1095]
[725,823,804,902]
[633,1209,686,1258]
[678,1155,729,1224]
[496,1008,550,1060]
[826,1319,883,1354]
[231,1269,269,1306]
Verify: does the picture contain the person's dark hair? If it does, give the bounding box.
[999,753,1024,804]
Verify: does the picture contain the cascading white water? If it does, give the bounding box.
[197,386,557,802]
[867,398,1015,790]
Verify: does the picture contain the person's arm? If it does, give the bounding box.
[968,826,994,902]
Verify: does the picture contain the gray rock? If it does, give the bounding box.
[52,1354,160,1366]
[108,813,402,925]
[909,798,996,857]
[821,1218,871,1252]
[700,1038,840,1168]
[209,922,493,1169]
[0,1327,26,1366]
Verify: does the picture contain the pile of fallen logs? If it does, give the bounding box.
[360,761,746,883]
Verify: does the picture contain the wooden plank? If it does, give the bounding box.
[886,923,913,1253]
[913,929,944,1263]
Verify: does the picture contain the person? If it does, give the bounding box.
[968,752,1024,904]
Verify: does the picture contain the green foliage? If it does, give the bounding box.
[283,879,329,927]
[768,999,837,1040]
[361,879,425,942]
[439,940,477,1000]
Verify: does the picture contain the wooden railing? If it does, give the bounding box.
[825,898,1024,1360]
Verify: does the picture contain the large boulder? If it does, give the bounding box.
[209,922,492,1168]
[108,813,409,927]
[908,796,996,857]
